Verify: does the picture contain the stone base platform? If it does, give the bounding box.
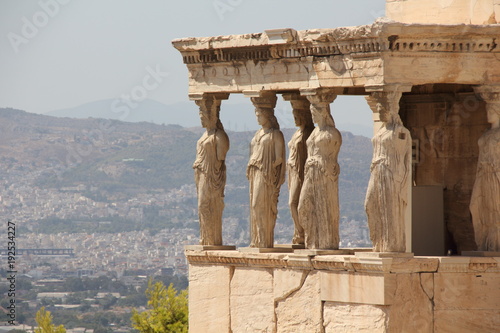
[355,251,414,258]
[274,243,306,249]
[238,247,294,253]
[294,249,352,256]
[186,249,500,333]
[462,250,500,257]
[184,245,236,251]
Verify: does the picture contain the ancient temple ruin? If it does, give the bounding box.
[173,0,499,331]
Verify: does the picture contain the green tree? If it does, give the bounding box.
[34,307,66,333]
[131,280,188,333]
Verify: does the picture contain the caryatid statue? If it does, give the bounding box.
[247,92,286,248]
[192,94,230,246]
[283,94,314,245]
[364,91,412,253]
[470,87,500,252]
[298,92,342,249]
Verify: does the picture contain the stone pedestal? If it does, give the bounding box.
[355,252,414,258]
[238,247,293,253]
[294,249,352,256]
[462,251,500,257]
[186,250,500,333]
[274,243,306,249]
[184,245,236,251]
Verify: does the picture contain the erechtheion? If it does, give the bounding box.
[173,0,500,331]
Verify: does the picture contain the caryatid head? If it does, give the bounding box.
[197,97,223,130]
[292,108,314,129]
[376,100,403,126]
[310,103,335,128]
[255,107,280,130]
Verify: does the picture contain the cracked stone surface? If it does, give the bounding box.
[323,302,389,333]
[389,273,434,332]
[275,271,322,333]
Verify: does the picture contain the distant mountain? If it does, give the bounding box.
[0,107,372,239]
[45,98,374,137]
[45,99,261,132]
[46,99,200,127]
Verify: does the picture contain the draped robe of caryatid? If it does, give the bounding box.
[470,126,500,252]
[288,126,313,245]
[247,128,286,248]
[193,129,229,245]
[365,124,411,252]
[298,126,342,249]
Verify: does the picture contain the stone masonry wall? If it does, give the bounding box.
[386,0,499,25]
[186,250,500,333]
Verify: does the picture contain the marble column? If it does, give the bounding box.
[364,87,412,253]
[298,88,342,249]
[191,93,230,246]
[470,85,500,252]
[245,91,286,248]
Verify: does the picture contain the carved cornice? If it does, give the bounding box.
[178,40,384,65]
[184,250,497,273]
[173,23,499,95]
[387,37,497,53]
[173,23,499,66]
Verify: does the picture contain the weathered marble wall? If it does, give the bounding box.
[386,0,500,25]
[399,90,489,253]
[186,251,500,332]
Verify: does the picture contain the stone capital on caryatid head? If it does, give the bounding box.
[474,85,500,129]
[300,87,339,107]
[365,84,412,135]
[244,90,277,109]
[282,92,310,112]
[299,88,340,130]
[190,93,230,123]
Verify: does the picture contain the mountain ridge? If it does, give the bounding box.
[43,98,374,138]
[0,107,372,243]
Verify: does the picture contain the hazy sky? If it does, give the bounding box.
[0,0,385,132]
